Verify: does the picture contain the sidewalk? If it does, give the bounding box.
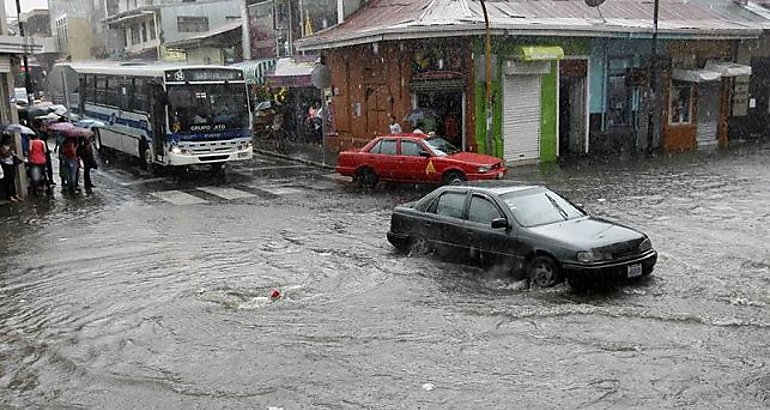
[253,137,336,169]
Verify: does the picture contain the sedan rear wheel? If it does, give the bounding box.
[355,167,378,188]
[527,255,560,288]
[409,235,430,256]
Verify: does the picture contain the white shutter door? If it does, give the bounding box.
[503,75,541,162]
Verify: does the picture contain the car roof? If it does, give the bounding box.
[378,133,429,140]
[443,184,542,195]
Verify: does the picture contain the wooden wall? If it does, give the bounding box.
[325,43,412,153]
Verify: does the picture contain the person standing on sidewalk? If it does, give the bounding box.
[76,136,97,195]
[388,115,402,134]
[27,133,50,196]
[0,134,22,201]
[60,136,80,194]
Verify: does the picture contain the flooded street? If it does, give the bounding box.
[1,145,768,408]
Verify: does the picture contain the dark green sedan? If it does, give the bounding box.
[387,185,657,288]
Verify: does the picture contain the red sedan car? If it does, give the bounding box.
[336,133,506,187]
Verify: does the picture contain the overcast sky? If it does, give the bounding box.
[5,0,48,18]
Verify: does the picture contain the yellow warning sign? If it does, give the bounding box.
[425,160,436,175]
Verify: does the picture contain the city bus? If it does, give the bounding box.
[52,62,253,173]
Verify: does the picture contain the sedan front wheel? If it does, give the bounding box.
[527,255,561,288]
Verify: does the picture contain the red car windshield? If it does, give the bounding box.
[424,137,460,156]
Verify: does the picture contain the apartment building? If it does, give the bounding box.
[104,0,242,61]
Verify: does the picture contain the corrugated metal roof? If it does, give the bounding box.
[166,20,242,49]
[296,0,766,51]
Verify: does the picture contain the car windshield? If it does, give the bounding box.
[500,187,586,227]
[167,84,250,132]
[424,137,460,156]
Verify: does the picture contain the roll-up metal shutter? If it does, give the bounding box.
[503,74,541,162]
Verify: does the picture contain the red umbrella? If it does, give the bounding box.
[46,121,76,133]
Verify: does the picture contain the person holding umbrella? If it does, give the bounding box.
[26,133,51,196]
[59,134,80,194]
[0,134,22,201]
[76,135,97,195]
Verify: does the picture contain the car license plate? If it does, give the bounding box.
[237,152,249,158]
[627,263,642,278]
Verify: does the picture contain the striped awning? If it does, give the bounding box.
[230,59,276,85]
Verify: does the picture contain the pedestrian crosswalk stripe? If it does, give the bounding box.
[151,190,208,205]
[197,186,255,200]
[249,185,303,195]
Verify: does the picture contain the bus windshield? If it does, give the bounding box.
[167,83,249,133]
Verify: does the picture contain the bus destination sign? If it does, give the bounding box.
[166,69,243,82]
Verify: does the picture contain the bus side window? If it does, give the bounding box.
[133,78,149,113]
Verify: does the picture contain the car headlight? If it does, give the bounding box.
[478,165,491,173]
[171,146,182,154]
[638,238,652,252]
[576,250,613,263]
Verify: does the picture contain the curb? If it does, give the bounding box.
[253,148,335,170]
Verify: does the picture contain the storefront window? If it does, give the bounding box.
[669,80,693,124]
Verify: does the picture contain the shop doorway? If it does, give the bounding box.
[696,81,721,147]
[413,90,464,149]
[558,59,588,157]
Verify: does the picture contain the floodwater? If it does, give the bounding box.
[1,145,768,408]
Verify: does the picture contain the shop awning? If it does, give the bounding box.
[518,46,564,61]
[704,61,752,77]
[264,55,319,87]
[671,69,722,83]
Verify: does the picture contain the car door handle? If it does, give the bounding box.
[424,221,433,227]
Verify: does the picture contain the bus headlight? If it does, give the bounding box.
[171,146,182,154]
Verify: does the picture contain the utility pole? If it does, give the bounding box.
[13,0,31,198]
[479,0,493,155]
[286,0,293,56]
[646,0,660,154]
[14,0,33,104]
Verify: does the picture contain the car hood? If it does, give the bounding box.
[527,217,645,249]
[445,152,501,166]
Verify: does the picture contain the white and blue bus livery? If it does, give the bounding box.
[58,62,253,171]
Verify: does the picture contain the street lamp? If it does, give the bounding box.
[479,0,493,155]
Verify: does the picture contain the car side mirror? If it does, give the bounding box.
[491,218,510,230]
[419,151,431,158]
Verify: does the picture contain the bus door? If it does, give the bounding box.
[149,84,167,162]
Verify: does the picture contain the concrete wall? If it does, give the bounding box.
[185,47,223,65]
[160,0,242,44]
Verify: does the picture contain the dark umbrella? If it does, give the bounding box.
[404,107,440,125]
[27,105,56,118]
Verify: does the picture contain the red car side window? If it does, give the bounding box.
[368,140,383,153]
[400,140,422,156]
[378,139,397,155]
